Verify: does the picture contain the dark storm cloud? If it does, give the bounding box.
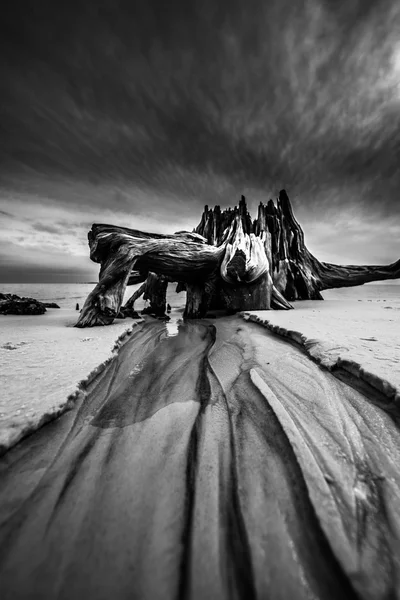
[0,0,400,281]
[2,1,399,193]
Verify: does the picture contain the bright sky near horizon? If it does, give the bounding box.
[1,0,400,282]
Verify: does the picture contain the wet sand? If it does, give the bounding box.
[1,316,400,599]
[241,295,400,402]
[0,309,142,452]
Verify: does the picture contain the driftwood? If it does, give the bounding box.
[76,190,400,326]
[122,274,168,318]
[121,282,146,318]
[141,273,169,317]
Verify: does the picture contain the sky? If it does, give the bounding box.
[1,0,400,282]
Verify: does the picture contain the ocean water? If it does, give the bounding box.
[0,283,187,312]
[0,281,398,312]
[321,283,400,303]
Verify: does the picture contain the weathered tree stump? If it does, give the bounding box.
[141,273,168,317]
[75,190,400,327]
[184,276,219,319]
[122,282,146,318]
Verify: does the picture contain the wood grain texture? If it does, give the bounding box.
[76,190,399,326]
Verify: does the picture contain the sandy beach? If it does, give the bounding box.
[1,287,399,456]
[0,308,142,453]
[242,294,400,403]
[0,286,399,598]
[0,308,400,598]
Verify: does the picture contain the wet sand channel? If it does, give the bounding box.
[1,316,400,600]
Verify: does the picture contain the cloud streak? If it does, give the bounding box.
[1,0,400,281]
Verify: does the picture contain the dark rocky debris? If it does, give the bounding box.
[0,293,60,315]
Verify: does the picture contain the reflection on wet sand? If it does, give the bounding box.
[0,316,400,600]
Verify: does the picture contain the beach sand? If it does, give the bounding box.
[1,294,399,456]
[0,315,399,599]
[0,308,142,453]
[241,297,400,403]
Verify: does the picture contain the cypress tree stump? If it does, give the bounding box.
[184,276,220,319]
[76,190,400,327]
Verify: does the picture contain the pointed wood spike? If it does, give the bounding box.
[76,191,400,325]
